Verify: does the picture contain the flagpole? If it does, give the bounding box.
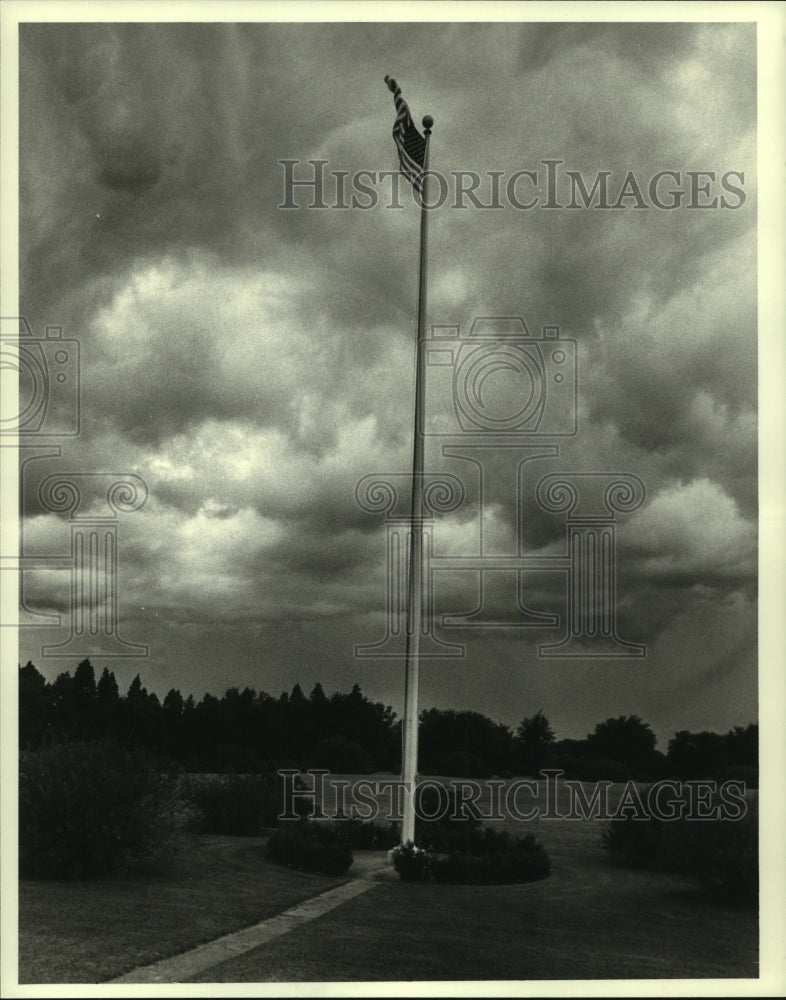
[401,114,433,845]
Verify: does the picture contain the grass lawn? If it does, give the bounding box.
[191,871,757,983]
[18,833,349,983]
[188,809,758,982]
[18,775,758,984]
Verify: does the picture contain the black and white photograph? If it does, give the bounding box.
[1,1,784,994]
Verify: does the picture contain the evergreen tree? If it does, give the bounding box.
[73,658,96,697]
[97,666,119,702]
[516,710,556,775]
[19,662,50,748]
[96,666,120,737]
[121,674,161,747]
[161,688,185,758]
[49,670,77,737]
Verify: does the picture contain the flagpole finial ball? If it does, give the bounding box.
[422,115,434,130]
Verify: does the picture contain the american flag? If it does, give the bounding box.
[385,76,426,194]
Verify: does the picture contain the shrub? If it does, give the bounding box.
[663,802,758,905]
[185,773,289,835]
[392,826,551,886]
[266,822,353,875]
[430,830,551,885]
[415,782,482,852]
[19,739,178,879]
[391,841,431,882]
[602,796,758,906]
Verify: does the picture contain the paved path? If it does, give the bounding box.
[108,854,393,984]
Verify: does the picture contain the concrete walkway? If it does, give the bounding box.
[108,853,394,984]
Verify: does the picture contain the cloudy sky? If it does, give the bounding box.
[12,14,762,747]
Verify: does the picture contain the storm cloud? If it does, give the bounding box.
[15,20,758,744]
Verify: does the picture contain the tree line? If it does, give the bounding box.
[19,660,758,783]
